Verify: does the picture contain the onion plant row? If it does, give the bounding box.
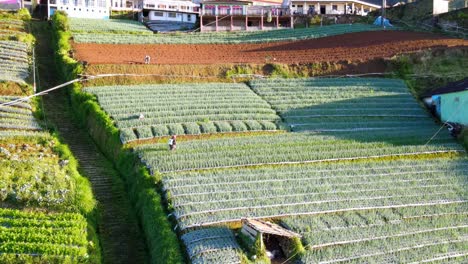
[136,130,461,173]
[250,77,432,132]
[161,158,467,230]
[0,40,30,84]
[181,227,241,264]
[85,83,279,142]
[72,23,386,44]
[0,99,40,130]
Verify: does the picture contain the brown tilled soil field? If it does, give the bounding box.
[73,31,468,65]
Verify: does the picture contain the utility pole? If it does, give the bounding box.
[381,0,386,28]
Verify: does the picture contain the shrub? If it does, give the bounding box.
[183,122,201,135]
[53,11,70,32]
[199,122,217,134]
[214,121,232,132]
[152,125,169,137]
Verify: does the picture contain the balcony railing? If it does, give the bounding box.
[201,7,289,16]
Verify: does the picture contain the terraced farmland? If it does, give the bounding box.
[163,158,467,230]
[181,228,241,264]
[0,96,41,130]
[71,23,384,44]
[0,130,98,261]
[250,78,433,132]
[0,39,30,86]
[69,18,153,34]
[0,208,93,263]
[284,205,468,263]
[136,130,462,173]
[84,83,279,142]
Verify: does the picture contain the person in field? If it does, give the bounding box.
[144,55,151,64]
[169,135,177,151]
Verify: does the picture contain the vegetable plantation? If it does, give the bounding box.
[0,208,91,262]
[163,158,468,230]
[84,83,279,142]
[284,207,468,263]
[136,130,462,173]
[250,78,432,132]
[0,40,30,85]
[0,96,41,130]
[181,228,241,264]
[71,23,386,44]
[69,18,153,34]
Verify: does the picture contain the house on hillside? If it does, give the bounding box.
[287,0,381,15]
[46,0,111,18]
[422,78,468,125]
[111,0,139,10]
[199,0,292,31]
[141,0,199,31]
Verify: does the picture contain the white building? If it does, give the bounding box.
[433,0,449,14]
[142,0,198,23]
[288,0,381,15]
[48,0,111,18]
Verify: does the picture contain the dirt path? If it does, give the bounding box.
[72,31,468,65]
[32,21,149,264]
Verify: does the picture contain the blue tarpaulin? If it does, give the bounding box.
[373,16,393,27]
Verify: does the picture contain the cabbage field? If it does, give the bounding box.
[84,83,279,142]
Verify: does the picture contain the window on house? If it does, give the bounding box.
[332,5,338,10]
[168,12,177,17]
[169,5,177,9]
[187,14,191,21]
[157,4,166,8]
[291,4,295,7]
[154,11,164,16]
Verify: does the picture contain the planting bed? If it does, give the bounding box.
[84,83,279,142]
[250,78,432,132]
[71,23,383,44]
[72,31,468,65]
[181,228,241,264]
[163,158,467,230]
[284,206,468,263]
[0,96,40,130]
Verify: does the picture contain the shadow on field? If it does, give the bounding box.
[278,95,449,145]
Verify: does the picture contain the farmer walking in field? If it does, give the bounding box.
[169,135,177,151]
